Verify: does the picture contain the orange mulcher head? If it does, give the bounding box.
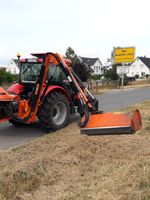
[81,109,142,135]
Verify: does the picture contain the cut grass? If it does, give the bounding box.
[0,101,150,200]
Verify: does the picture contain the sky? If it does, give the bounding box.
[0,0,150,66]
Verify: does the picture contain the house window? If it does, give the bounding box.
[96,67,99,72]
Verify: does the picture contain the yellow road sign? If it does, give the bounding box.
[114,47,135,63]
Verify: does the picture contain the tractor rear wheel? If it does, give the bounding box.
[38,92,70,131]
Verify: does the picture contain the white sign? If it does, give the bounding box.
[117,66,129,75]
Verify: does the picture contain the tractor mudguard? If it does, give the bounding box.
[7,83,23,95]
[44,85,71,101]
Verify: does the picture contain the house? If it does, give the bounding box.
[103,58,112,73]
[7,59,19,74]
[127,57,150,78]
[80,57,103,75]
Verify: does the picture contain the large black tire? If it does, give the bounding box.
[38,92,70,131]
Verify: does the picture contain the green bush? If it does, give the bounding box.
[135,74,139,79]
[104,67,119,80]
[0,67,18,84]
[119,75,129,86]
[90,74,102,80]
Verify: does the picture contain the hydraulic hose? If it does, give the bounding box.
[78,105,89,127]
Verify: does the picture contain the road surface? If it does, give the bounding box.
[0,86,150,150]
[97,86,150,112]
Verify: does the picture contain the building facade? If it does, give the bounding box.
[81,57,103,75]
[7,59,19,74]
[127,57,150,77]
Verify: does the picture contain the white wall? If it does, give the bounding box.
[127,58,150,77]
[7,59,19,74]
[91,59,103,75]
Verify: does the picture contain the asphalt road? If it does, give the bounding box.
[0,86,150,150]
[97,86,150,112]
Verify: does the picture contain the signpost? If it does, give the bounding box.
[114,47,135,64]
[113,47,135,108]
[113,47,135,87]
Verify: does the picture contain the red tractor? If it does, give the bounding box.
[0,52,142,135]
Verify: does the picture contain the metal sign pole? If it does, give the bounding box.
[121,63,124,89]
[113,46,135,109]
[120,63,124,109]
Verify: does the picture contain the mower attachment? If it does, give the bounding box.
[81,109,142,135]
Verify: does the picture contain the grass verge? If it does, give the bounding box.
[0,101,150,200]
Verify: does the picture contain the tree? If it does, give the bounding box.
[64,47,77,65]
[0,67,18,84]
[104,67,119,80]
[0,67,7,83]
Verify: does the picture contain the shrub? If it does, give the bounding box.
[0,67,18,84]
[135,74,139,79]
[90,74,102,80]
[104,67,119,80]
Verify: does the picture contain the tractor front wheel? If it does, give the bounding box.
[38,92,70,131]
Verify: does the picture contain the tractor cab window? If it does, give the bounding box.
[20,63,41,83]
[47,63,67,82]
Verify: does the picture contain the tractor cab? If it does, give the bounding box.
[19,58,42,84]
[8,53,73,99]
[19,53,72,84]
